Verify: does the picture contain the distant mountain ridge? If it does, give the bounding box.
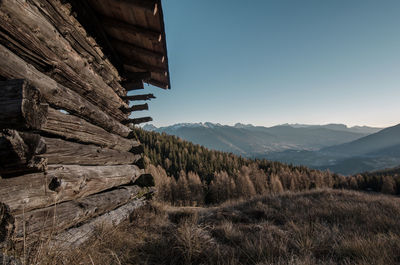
[145,122,382,134]
[143,122,382,156]
[321,124,400,157]
[142,122,400,175]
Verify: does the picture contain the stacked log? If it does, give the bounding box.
[0,0,157,248]
[0,78,152,246]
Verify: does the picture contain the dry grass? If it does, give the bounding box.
[8,189,400,265]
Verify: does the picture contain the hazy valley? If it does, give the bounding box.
[144,122,400,175]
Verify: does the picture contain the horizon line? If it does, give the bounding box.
[144,121,399,129]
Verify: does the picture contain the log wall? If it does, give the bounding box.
[0,0,156,248]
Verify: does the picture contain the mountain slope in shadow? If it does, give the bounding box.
[321,124,400,157]
[145,123,378,157]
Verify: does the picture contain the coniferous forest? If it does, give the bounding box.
[134,128,400,206]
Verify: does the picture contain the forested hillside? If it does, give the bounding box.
[144,122,378,156]
[133,128,400,205]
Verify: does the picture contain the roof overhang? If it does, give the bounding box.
[69,0,171,90]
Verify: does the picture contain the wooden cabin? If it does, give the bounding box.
[0,0,170,248]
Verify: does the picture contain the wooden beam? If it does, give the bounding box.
[111,38,164,62]
[102,17,162,42]
[123,60,167,74]
[43,108,139,152]
[0,79,48,130]
[124,71,152,82]
[148,79,169,89]
[112,0,158,15]
[13,186,153,240]
[121,103,149,114]
[52,197,147,249]
[122,117,153,125]
[37,136,142,165]
[25,132,142,164]
[1,130,142,176]
[0,164,144,214]
[121,80,144,91]
[121,94,156,101]
[0,45,132,138]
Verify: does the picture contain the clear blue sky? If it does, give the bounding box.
[132,0,400,128]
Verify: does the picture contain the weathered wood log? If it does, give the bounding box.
[121,80,144,91]
[0,45,132,138]
[0,202,14,247]
[121,94,156,101]
[38,136,142,165]
[0,165,144,214]
[0,79,48,130]
[102,17,162,42]
[0,86,140,150]
[13,186,153,239]
[122,117,153,125]
[0,129,141,176]
[0,0,128,121]
[52,197,147,248]
[42,108,139,152]
[29,0,126,97]
[121,104,149,114]
[7,131,142,167]
[0,130,47,176]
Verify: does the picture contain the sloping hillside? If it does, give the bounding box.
[144,123,377,156]
[322,123,400,157]
[36,189,400,265]
[133,127,400,207]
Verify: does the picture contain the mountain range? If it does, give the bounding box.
[143,122,400,175]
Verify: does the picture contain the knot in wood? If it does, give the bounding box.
[48,176,62,192]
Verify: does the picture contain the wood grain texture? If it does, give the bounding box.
[34,135,142,165]
[0,0,128,120]
[52,197,147,248]
[3,131,142,167]
[14,186,153,239]
[42,108,139,152]
[0,44,132,138]
[31,0,126,97]
[0,165,144,214]
[0,79,48,130]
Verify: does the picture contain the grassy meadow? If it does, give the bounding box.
[26,189,400,265]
